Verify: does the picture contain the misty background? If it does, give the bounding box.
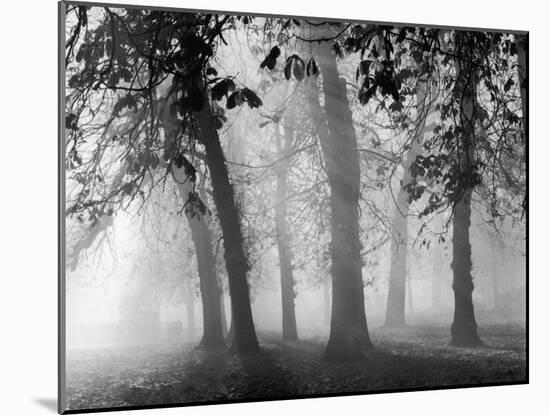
[62,4,526,412]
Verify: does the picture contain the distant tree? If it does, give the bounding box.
[274,116,300,341]
[384,74,436,328]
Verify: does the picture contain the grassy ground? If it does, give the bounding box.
[65,321,526,411]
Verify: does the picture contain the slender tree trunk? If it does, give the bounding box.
[384,77,430,327]
[384,189,408,327]
[156,34,256,353]
[274,123,298,341]
[187,217,225,349]
[450,34,482,347]
[308,29,373,361]
[194,90,259,354]
[159,100,225,350]
[450,188,481,345]
[197,183,229,341]
[219,286,228,337]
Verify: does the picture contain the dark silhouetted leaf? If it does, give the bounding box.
[211,78,236,101]
[226,90,242,109]
[292,56,305,81]
[332,42,343,59]
[503,77,514,92]
[284,57,292,80]
[242,88,263,108]
[260,45,281,70]
[306,58,318,77]
[359,60,371,76]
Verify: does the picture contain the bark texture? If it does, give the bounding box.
[187,216,225,349]
[160,100,225,350]
[274,123,298,341]
[450,187,481,346]
[194,90,259,354]
[308,27,373,361]
[384,187,409,327]
[450,34,482,347]
[384,78,430,327]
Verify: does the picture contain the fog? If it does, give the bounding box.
[66,203,525,350]
[62,5,526,411]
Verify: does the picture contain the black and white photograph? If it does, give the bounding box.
[59,1,528,413]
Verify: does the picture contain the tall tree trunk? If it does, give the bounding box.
[308,28,373,361]
[194,90,259,354]
[450,34,482,347]
[197,184,229,340]
[159,101,225,350]
[274,123,298,341]
[187,216,225,348]
[450,188,480,345]
[384,77,430,327]
[219,286,228,337]
[384,189,408,327]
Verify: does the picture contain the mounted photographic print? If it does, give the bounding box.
[59,1,528,413]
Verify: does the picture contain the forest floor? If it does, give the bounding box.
[65,320,527,411]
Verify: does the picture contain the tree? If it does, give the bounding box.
[447,32,484,346]
[159,100,225,349]
[306,24,373,361]
[192,87,260,353]
[65,7,261,354]
[274,120,299,341]
[384,73,437,327]
[386,29,525,345]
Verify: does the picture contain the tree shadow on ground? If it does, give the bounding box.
[115,345,295,406]
[271,337,526,395]
[231,347,296,399]
[67,327,526,410]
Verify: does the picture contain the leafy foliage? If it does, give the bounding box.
[260,45,281,70]
[64,7,264,222]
